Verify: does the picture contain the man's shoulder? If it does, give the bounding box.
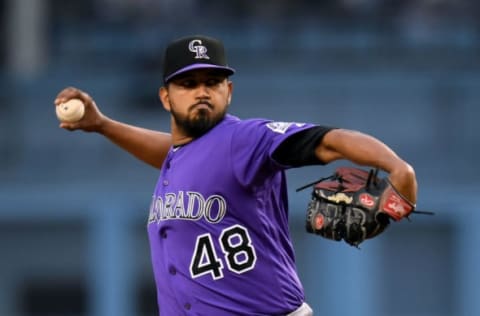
[224,115,311,136]
[222,115,272,129]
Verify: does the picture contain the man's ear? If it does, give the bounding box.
[159,86,171,111]
[227,81,233,105]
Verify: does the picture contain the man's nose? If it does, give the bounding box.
[195,84,210,98]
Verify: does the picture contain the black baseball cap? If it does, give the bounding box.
[162,35,235,83]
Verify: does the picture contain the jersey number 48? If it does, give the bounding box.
[190,224,257,280]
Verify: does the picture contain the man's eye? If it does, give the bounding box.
[181,80,196,87]
[206,78,221,86]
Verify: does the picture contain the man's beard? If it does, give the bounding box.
[171,105,227,138]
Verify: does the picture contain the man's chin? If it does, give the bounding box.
[185,118,214,137]
[180,111,226,138]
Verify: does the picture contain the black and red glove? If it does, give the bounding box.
[301,166,420,247]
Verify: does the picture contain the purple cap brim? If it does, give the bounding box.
[164,63,235,83]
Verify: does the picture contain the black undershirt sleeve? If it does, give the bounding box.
[272,126,336,167]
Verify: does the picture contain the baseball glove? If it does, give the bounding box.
[298,166,419,247]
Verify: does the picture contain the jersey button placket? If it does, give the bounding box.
[168,266,176,275]
[184,303,191,310]
[163,151,173,186]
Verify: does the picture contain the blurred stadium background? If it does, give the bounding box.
[1,0,479,315]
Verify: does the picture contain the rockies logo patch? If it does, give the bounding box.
[266,122,305,134]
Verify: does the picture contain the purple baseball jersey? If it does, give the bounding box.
[147,114,316,315]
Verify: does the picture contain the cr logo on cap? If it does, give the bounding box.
[188,39,210,60]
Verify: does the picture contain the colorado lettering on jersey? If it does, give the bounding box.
[148,191,227,224]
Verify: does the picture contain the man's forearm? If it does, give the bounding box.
[100,118,172,169]
[316,129,417,203]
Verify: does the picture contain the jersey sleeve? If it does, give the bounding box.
[230,119,318,187]
[272,125,336,167]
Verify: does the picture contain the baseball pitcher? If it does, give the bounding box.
[55,35,418,315]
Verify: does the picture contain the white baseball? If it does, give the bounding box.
[56,98,85,123]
